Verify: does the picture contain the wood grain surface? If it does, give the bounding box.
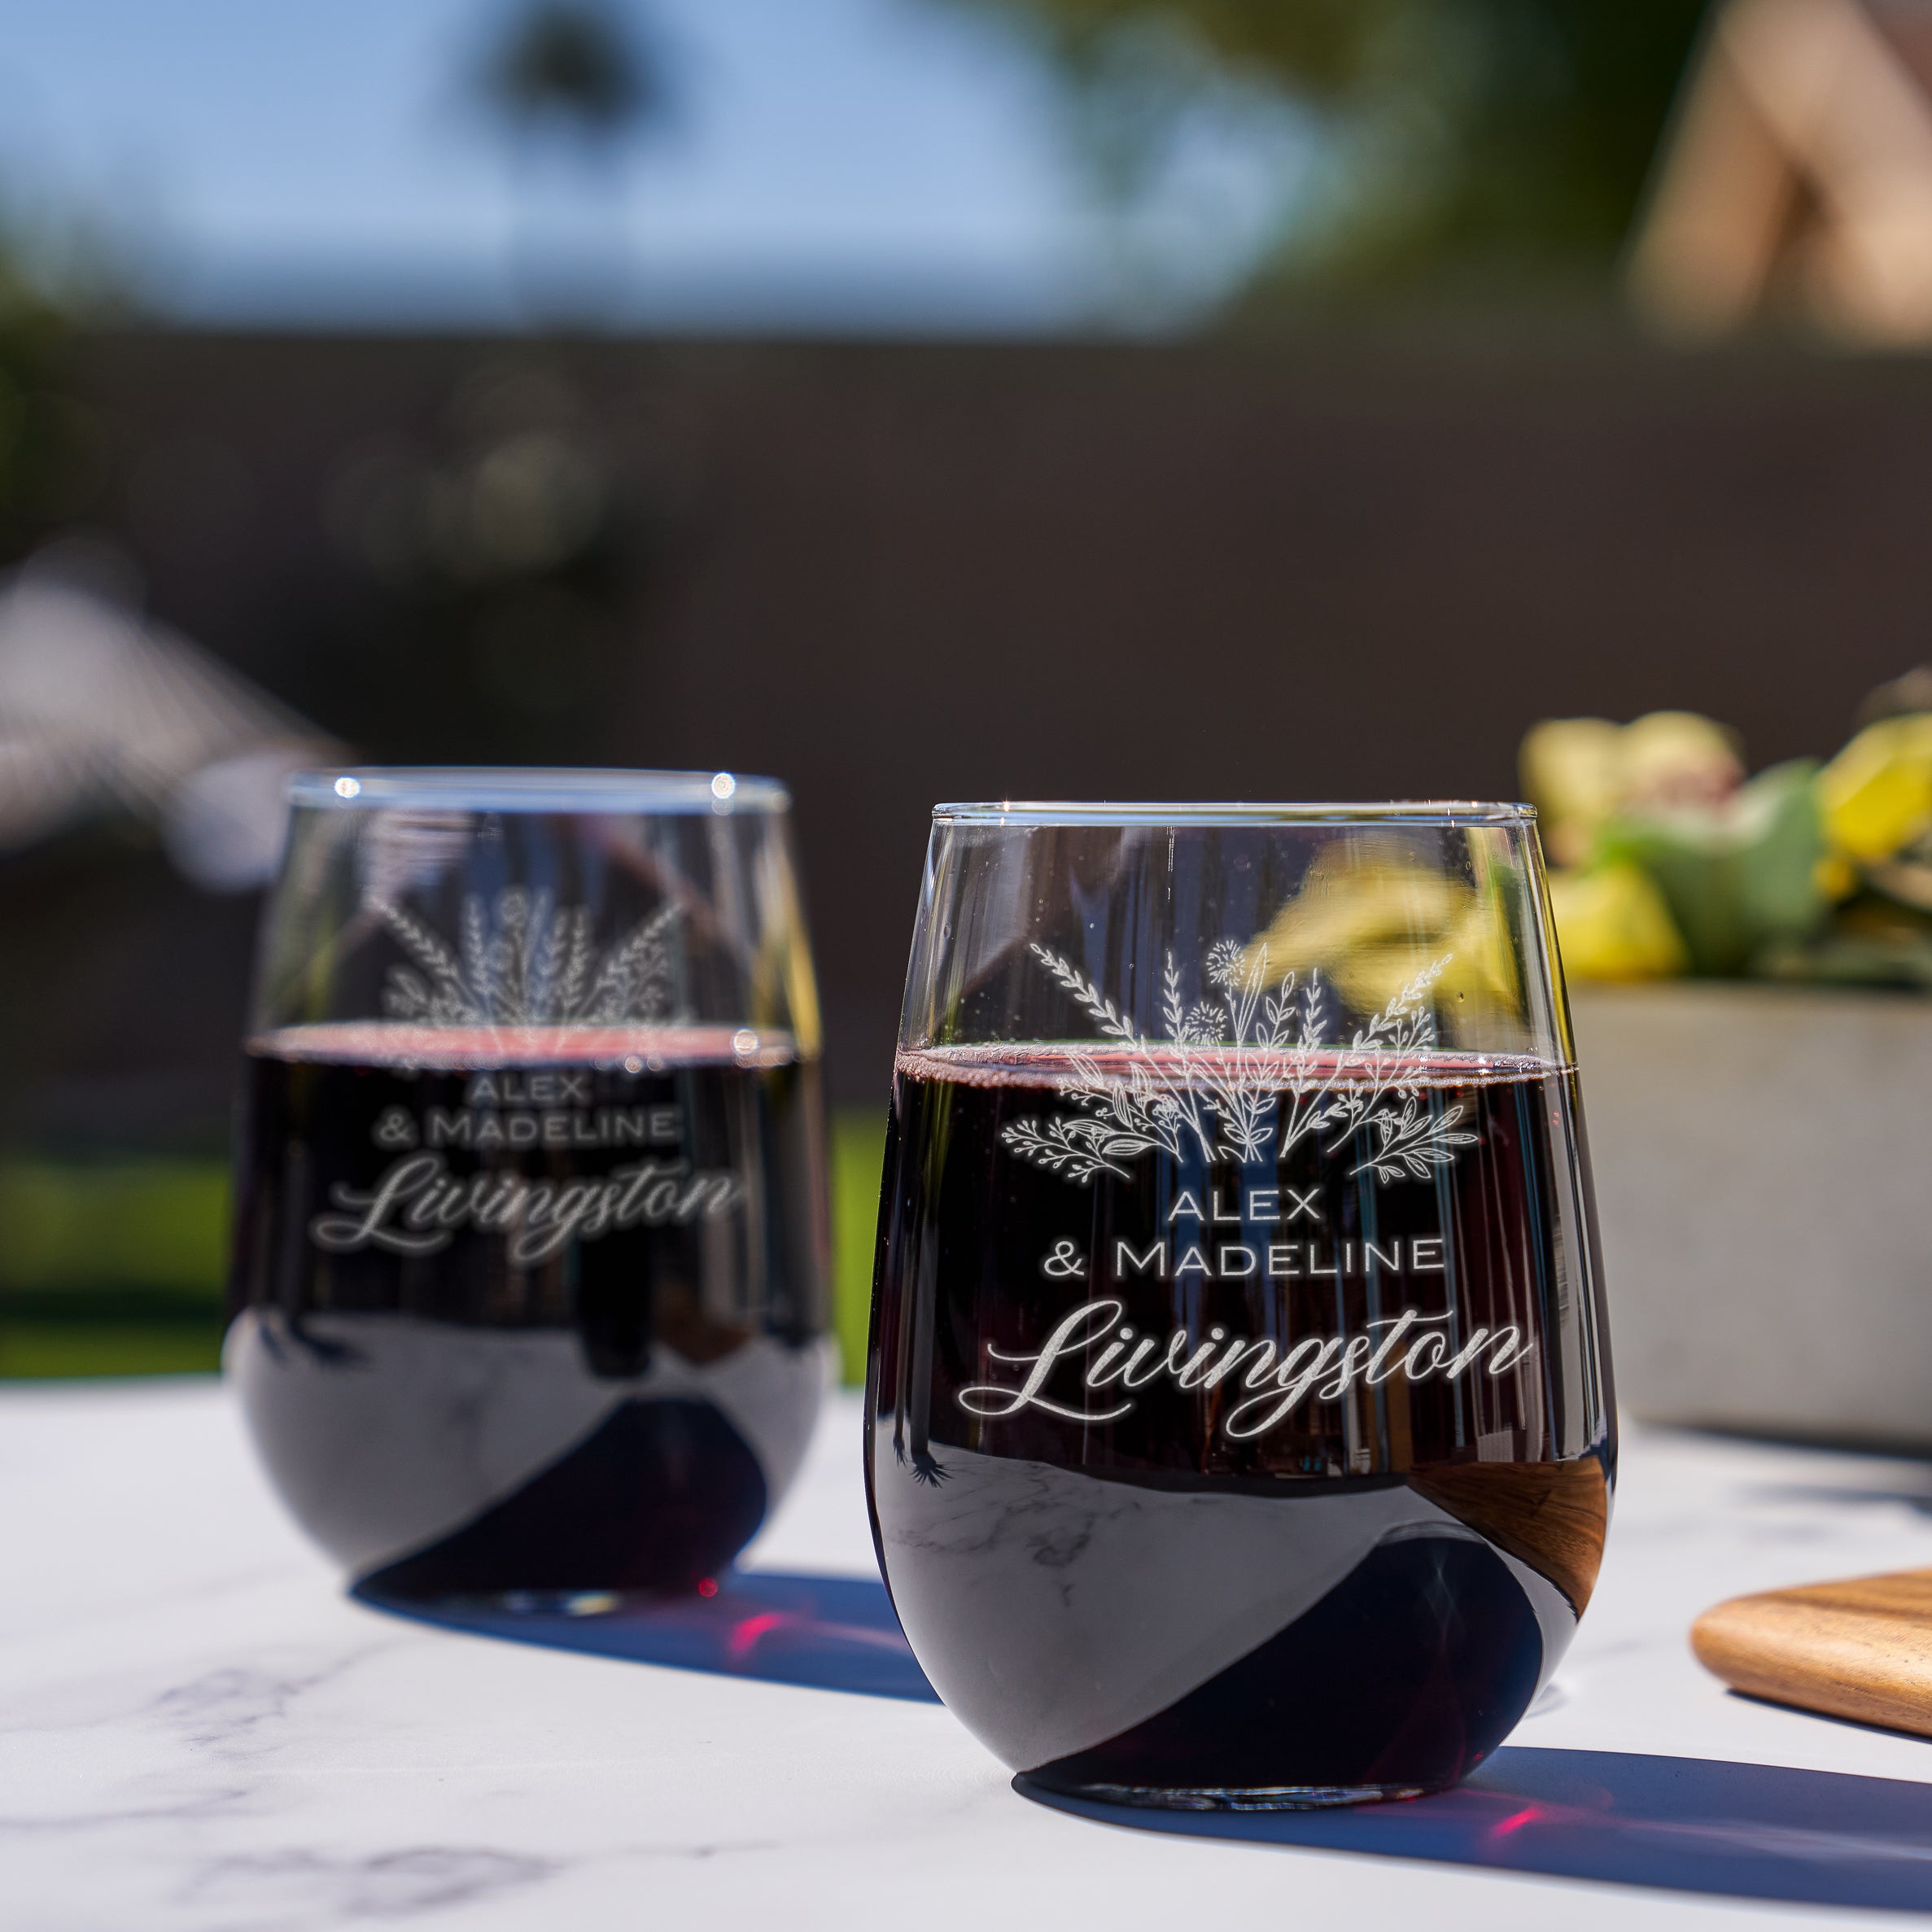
[1692,1569,1932,1736]
[1407,1456,1610,1615]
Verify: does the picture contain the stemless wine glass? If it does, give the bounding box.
[866,802,1612,1809]
[229,768,833,1601]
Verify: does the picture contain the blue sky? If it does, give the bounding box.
[0,0,1308,331]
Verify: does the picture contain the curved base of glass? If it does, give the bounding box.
[1013,1773,1432,1812]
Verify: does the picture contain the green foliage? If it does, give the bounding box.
[0,264,90,560]
[1757,917,1932,990]
[1594,762,1829,977]
[1533,705,1932,990]
[961,0,1710,285]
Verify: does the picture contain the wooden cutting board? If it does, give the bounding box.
[1693,1568,1932,1737]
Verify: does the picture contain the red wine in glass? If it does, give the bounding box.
[863,805,1613,1808]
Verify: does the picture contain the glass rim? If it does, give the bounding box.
[929,799,1536,828]
[286,767,791,813]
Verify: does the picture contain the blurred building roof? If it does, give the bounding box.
[0,552,338,890]
[1630,0,1932,343]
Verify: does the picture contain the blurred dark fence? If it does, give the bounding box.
[14,327,1932,1133]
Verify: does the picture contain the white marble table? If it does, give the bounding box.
[11,1384,1932,1931]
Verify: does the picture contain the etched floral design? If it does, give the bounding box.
[374,888,679,1026]
[1000,942,1476,1186]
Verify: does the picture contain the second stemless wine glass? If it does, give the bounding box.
[229,768,832,1602]
[866,802,1612,1808]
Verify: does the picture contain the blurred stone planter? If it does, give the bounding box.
[1571,981,1932,1448]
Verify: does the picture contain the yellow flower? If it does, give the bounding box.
[1814,854,1857,901]
[1521,712,1742,868]
[1519,719,1626,868]
[1547,863,1689,981]
[1818,715,1932,863]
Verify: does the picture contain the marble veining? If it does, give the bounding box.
[177,1847,558,1924]
[11,1383,1932,1930]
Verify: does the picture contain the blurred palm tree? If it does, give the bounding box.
[470,1,676,319]
[957,0,1710,295]
[477,0,667,149]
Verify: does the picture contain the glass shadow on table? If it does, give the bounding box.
[352,1568,940,1703]
[357,1573,1932,1912]
[1019,1745,1932,1913]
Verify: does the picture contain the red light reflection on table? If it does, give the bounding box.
[728,1610,794,1659]
[1490,1805,1543,1839]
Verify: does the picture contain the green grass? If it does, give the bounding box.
[0,1162,229,1379]
[0,1161,229,1292]
[0,1118,891,1383]
[0,1318,225,1378]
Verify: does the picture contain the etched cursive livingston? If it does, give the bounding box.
[957,1296,1532,1441]
[309,1150,739,1265]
